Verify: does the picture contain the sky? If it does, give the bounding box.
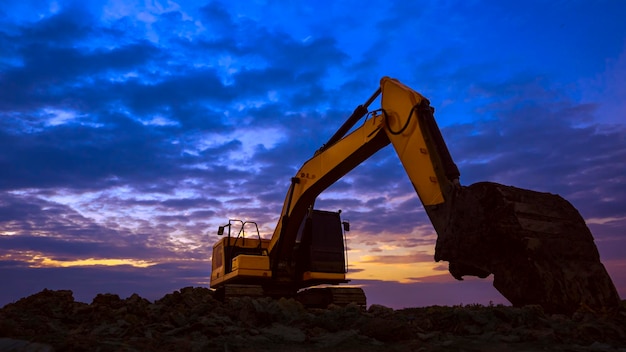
[1,0,625,309]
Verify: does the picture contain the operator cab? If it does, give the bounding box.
[210,220,271,288]
[294,209,350,284]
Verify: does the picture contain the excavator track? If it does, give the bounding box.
[434,182,620,314]
[215,284,264,302]
[297,287,367,309]
[215,284,366,309]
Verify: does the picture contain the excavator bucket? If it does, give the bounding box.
[433,182,621,314]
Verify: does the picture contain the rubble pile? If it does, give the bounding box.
[0,287,625,351]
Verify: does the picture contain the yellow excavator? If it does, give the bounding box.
[210,77,620,313]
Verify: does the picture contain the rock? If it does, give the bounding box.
[367,304,394,318]
[261,323,306,343]
[0,288,624,351]
[91,293,124,308]
[589,341,614,351]
[434,181,621,314]
[310,329,360,348]
[0,338,54,352]
[358,317,413,342]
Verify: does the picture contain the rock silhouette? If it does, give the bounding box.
[1,287,624,351]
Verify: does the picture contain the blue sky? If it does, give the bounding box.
[1,0,625,308]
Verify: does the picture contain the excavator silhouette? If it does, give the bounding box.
[210,77,620,313]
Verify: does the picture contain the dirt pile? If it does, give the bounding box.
[1,287,625,351]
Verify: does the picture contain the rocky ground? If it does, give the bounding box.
[0,287,625,351]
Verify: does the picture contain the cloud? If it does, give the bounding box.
[0,192,209,264]
[360,251,434,264]
[441,79,626,220]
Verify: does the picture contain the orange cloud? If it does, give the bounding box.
[359,251,433,264]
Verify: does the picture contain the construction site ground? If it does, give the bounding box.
[0,287,624,351]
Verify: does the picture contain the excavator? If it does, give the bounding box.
[210,77,620,313]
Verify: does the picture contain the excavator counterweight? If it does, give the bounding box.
[209,77,620,313]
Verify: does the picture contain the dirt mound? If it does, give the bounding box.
[1,287,625,351]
